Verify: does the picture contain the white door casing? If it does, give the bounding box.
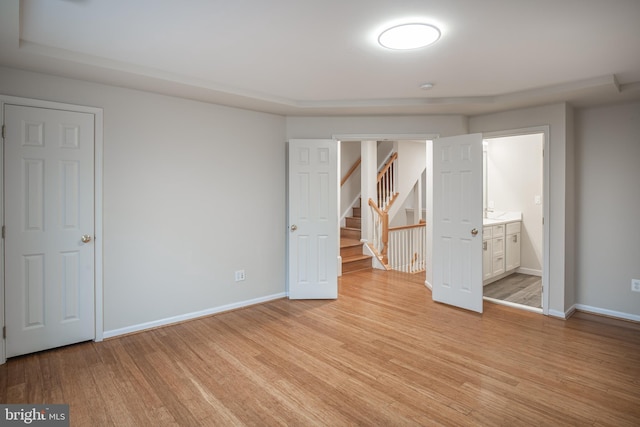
[288,139,338,299]
[4,104,96,358]
[432,133,484,313]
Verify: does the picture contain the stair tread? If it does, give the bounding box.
[342,254,372,262]
[340,238,361,248]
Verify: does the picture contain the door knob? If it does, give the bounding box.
[81,234,92,243]
[290,224,298,231]
[471,228,478,236]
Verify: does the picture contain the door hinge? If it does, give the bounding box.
[1,124,5,139]
[1,225,4,239]
[2,326,5,339]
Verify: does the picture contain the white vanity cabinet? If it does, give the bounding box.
[483,223,505,281]
[483,219,521,284]
[482,226,493,281]
[505,222,521,271]
[491,224,505,276]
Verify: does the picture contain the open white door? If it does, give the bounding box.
[288,139,338,299]
[432,133,483,313]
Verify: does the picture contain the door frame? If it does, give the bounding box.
[481,126,550,315]
[0,95,104,364]
[334,133,438,275]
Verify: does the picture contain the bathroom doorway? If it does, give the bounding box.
[482,132,545,312]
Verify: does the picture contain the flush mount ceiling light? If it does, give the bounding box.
[378,23,441,50]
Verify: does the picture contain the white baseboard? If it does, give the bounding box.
[548,305,576,319]
[515,267,542,276]
[424,280,432,291]
[574,304,640,323]
[483,296,543,314]
[103,292,286,339]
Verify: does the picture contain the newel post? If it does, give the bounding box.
[381,211,389,265]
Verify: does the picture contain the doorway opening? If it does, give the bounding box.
[338,137,431,278]
[481,132,545,313]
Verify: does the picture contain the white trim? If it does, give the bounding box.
[515,267,542,277]
[333,133,439,142]
[0,95,104,364]
[362,243,385,270]
[483,296,543,314]
[482,126,550,316]
[94,108,104,342]
[574,304,640,323]
[548,306,575,319]
[0,103,4,365]
[103,293,286,339]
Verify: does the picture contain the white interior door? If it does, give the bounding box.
[4,104,95,357]
[288,139,338,299]
[432,133,483,313]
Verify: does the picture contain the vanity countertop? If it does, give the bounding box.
[483,211,522,226]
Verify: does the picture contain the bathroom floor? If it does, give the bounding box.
[483,273,542,308]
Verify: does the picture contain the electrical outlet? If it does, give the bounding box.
[235,270,245,282]
[632,279,640,292]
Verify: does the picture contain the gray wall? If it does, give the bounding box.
[286,115,467,139]
[0,66,287,334]
[2,64,637,335]
[575,101,640,317]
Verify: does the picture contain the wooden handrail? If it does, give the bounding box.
[389,222,426,232]
[376,152,398,182]
[367,198,384,216]
[376,152,398,213]
[368,198,389,266]
[341,158,361,187]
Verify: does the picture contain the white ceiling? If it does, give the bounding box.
[1,0,640,116]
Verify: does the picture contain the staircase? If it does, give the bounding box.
[340,200,373,274]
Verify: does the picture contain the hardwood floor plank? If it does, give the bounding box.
[1,270,639,425]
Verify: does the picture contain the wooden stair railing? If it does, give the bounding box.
[366,152,401,269]
[341,158,361,187]
[347,151,423,272]
[387,221,427,273]
[368,198,389,267]
[377,152,398,211]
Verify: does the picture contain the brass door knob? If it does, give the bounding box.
[81,234,92,243]
[471,228,478,236]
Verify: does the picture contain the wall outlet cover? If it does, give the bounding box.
[632,279,640,292]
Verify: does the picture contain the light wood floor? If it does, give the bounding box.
[2,270,639,426]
